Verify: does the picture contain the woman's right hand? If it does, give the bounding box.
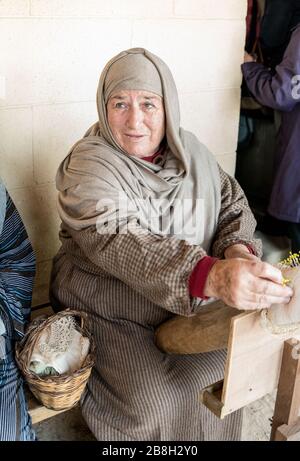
[203,259,293,311]
[244,51,256,63]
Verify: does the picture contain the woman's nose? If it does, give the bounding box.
[126,108,143,129]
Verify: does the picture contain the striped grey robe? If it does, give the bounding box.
[0,184,36,441]
[50,166,261,441]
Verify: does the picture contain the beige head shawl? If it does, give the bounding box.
[56,48,221,250]
[103,52,163,102]
[95,48,186,173]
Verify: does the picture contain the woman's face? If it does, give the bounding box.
[107,90,165,158]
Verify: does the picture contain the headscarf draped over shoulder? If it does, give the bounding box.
[56,48,221,250]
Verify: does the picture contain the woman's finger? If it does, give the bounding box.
[252,261,284,285]
[247,293,291,307]
[232,300,271,311]
[249,278,293,298]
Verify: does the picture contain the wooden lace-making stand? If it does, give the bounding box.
[155,301,300,441]
[270,338,300,441]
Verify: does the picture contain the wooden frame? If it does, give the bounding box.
[275,419,300,441]
[271,339,300,441]
[199,310,300,421]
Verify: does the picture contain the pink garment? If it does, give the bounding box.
[141,147,165,164]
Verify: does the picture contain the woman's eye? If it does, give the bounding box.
[115,102,127,109]
[144,102,155,109]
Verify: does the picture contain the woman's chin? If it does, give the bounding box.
[122,145,149,158]
[125,150,146,158]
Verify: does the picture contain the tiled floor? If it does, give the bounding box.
[33,393,276,441]
[34,406,96,441]
[242,393,276,441]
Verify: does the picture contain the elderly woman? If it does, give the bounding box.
[0,178,36,441]
[50,48,292,441]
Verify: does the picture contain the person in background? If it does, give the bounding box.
[260,0,300,70]
[243,18,300,254]
[0,178,36,441]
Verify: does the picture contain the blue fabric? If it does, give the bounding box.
[0,179,6,236]
[238,115,254,148]
[0,188,36,441]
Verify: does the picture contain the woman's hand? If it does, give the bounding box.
[244,51,256,63]
[203,258,293,311]
[224,243,259,262]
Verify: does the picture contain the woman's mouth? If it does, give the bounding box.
[124,134,145,142]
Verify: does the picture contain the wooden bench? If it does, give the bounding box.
[27,388,70,424]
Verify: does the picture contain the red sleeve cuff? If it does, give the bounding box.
[224,243,256,257]
[189,256,219,300]
[246,244,255,255]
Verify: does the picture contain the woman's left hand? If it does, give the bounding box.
[224,244,260,262]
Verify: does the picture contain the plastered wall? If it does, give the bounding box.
[0,0,247,305]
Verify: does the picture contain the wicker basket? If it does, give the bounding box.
[16,309,94,411]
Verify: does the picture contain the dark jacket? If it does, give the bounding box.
[242,24,300,223]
